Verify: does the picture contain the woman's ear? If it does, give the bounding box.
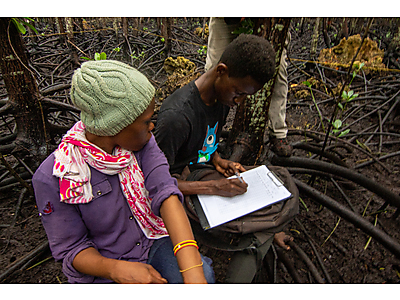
[215,63,228,76]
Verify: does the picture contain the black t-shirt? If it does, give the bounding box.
[155,81,230,175]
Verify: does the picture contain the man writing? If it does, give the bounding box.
[155,34,295,283]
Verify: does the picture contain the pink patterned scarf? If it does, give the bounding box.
[53,121,168,239]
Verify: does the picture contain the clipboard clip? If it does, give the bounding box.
[267,171,284,187]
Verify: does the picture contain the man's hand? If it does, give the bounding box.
[212,152,246,177]
[177,152,248,197]
[209,177,248,197]
[177,177,247,197]
[273,231,293,250]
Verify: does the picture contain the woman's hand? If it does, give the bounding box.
[109,260,168,284]
[73,247,167,284]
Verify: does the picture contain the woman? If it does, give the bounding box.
[32,60,214,284]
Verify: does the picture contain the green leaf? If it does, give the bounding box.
[356,139,372,152]
[11,18,26,34]
[80,56,92,61]
[100,52,107,60]
[347,90,354,98]
[94,53,100,60]
[342,90,348,99]
[338,129,350,137]
[349,93,359,101]
[303,80,311,87]
[333,119,342,129]
[21,20,39,34]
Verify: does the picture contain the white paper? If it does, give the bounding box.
[197,165,292,229]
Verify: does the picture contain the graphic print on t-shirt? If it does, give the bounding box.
[197,123,219,163]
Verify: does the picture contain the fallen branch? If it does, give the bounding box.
[0,240,49,282]
[275,246,305,283]
[0,152,33,195]
[287,240,325,283]
[288,129,392,173]
[294,217,333,283]
[293,177,400,259]
[271,155,400,209]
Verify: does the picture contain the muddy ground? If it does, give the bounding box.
[1,17,400,284]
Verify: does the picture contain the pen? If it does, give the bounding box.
[235,172,244,183]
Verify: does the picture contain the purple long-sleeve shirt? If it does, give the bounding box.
[32,135,183,283]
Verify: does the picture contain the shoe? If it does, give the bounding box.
[269,137,293,157]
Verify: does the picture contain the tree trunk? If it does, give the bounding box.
[131,17,139,37]
[322,18,331,49]
[161,17,172,55]
[122,17,132,63]
[98,17,106,36]
[310,17,321,58]
[0,17,49,169]
[229,18,291,163]
[56,17,66,44]
[389,20,400,54]
[65,17,80,69]
[336,17,348,44]
[113,17,119,44]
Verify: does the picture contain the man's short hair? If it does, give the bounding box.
[219,34,276,86]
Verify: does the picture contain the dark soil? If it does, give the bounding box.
[1,17,400,284]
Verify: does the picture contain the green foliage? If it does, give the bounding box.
[131,50,145,60]
[303,80,326,132]
[95,52,107,60]
[299,197,309,212]
[11,17,38,35]
[338,89,359,111]
[197,45,207,56]
[338,62,363,111]
[341,90,358,102]
[331,119,350,137]
[232,18,254,35]
[81,52,107,61]
[351,62,364,83]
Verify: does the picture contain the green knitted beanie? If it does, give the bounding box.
[70,60,155,136]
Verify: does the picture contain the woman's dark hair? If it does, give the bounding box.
[219,34,276,85]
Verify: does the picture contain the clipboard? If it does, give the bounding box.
[191,194,212,230]
[192,165,292,230]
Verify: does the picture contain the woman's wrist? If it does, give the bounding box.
[181,267,207,283]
